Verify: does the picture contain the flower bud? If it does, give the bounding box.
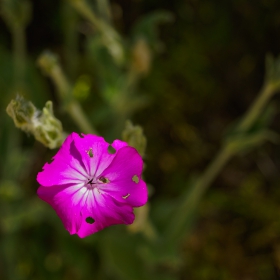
[6,95,64,149]
[37,51,59,76]
[131,38,151,75]
[122,120,147,157]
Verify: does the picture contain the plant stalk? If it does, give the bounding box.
[12,25,26,89]
[164,79,280,242]
[238,83,276,131]
[164,145,232,241]
[96,0,111,22]
[38,52,98,135]
[68,0,124,64]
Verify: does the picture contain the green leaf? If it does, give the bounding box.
[132,11,173,49]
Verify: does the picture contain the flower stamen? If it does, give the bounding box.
[87,178,95,185]
[86,178,98,190]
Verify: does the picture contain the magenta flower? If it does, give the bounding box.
[37,132,147,238]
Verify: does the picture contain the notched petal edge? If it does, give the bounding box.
[107,145,116,154]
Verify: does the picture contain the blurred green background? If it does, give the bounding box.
[1,0,280,279]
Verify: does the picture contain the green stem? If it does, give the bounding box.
[96,0,111,22]
[67,102,98,135]
[164,80,280,242]
[189,147,232,201]
[238,83,276,131]
[70,0,100,26]
[69,0,124,64]
[62,3,79,78]
[1,1,31,90]
[37,52,98,135]
[164,145,232,241]
[51,67,98,135]
[71,0,117,38]
[47,62,70,99]
[11,25,26,90]
[115,70,139,116]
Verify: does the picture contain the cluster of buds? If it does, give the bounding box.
[6,95,64,149]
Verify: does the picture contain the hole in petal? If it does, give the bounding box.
[86,148,93,158]
[132,175,139,183]
[108,145,116,154]
[86,217,95,224]
[122,193,130,199]
[98,176,110,183]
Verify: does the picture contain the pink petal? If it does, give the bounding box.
[111,139,128,150]
[36,133,147,238]
[77,192,135,238]
[100,146,148,207]
[37,184,86,234]
[37,184,134,238]
[37,133,127,187]
[72,134,126,177]
[37,133,87,187]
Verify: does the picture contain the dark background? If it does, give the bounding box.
[1,0,280,279]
